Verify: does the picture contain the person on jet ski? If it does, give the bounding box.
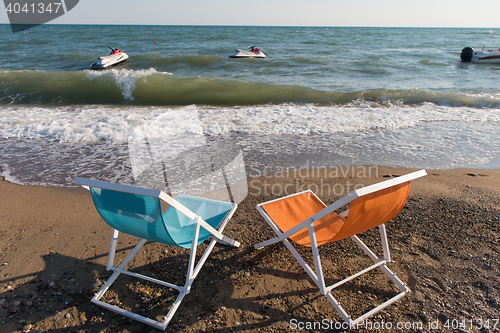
[250,46,260,53]
[109,47,121,55]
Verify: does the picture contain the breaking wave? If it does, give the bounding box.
[1,69,500,107]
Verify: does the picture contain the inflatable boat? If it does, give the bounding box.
[229,46,266,58]
[460,47,500,63]
[91,47,129,69]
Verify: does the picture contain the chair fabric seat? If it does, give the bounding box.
[261,182,410,247]
[330,182,410,242]
[90,188,233,248]
[165,195,234,248]
[261,192,345,247]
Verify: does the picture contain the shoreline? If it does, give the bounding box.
[2,120,500,189]
[0,166,499,332]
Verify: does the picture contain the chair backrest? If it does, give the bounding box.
[162,195,235,248]
[89,186,176,245]
[261,182,410,247]
[329,181,410,242]
[259,170,425,247]
[76,178,234,249]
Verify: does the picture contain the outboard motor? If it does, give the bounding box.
[460,47,473,62]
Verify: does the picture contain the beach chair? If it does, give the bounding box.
[74,177,240,330]
[254,170,426,327]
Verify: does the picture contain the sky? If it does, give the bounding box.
[2,0,500,28]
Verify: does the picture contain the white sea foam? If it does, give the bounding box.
[86,68,173,101]
[0,164,19,184]
[0,103,498,143]
[1,104,499,187]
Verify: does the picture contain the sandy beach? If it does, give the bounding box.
[0,166,499,333]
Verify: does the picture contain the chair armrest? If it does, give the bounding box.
[196,217,240,247]
[309,193,356,222]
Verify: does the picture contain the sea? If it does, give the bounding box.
[0,24,499,190]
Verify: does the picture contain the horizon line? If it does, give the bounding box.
[0,23,499,29]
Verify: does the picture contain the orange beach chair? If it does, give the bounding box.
[254,169,426,326]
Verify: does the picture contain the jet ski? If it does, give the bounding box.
[229,46,266,58]
[460,47,500,63]
[91,47,129,69]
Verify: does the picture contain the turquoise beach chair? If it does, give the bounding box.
[74,177,240,330]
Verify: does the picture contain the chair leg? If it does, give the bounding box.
[91,235,186,330]
[185,222,201,293]
[256,224,408,327]
[93,236,147,292]
[192,215,240,280]
[94,223,239,330]
[282,239,322,288]
[191,237,220,280]
[308,224,326,294]
[107,229,119,270]
[379,224,391,261]
[324,292,352,324]
[322,225,410,326]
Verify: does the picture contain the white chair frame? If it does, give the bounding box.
[254,170,426,327]
[75,177,240,330]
